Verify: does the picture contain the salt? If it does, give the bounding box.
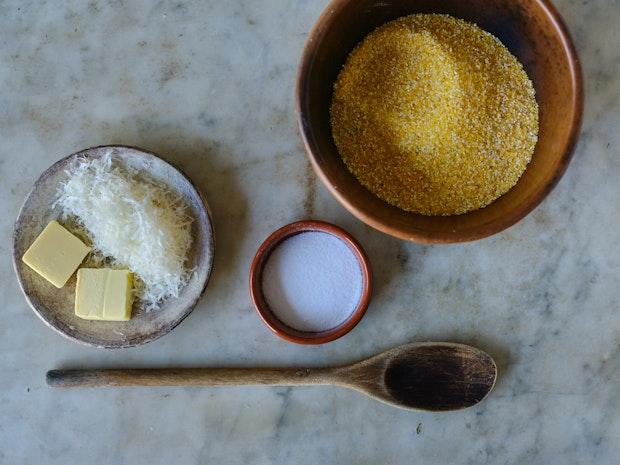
[261,231,363,332]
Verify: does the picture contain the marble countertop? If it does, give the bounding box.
[1,0,618,463]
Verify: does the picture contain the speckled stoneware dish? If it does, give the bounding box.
[13,145,215,348]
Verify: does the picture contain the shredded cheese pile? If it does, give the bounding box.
[56,153,193,309]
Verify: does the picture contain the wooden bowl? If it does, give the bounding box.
[249,220,372,344]
[13,146,215,348]
[296,0,583,243]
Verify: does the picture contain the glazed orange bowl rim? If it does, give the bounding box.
[249,220,373,345]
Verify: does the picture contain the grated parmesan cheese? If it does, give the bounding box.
[56,152,193,310]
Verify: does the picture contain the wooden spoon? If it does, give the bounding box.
[47,342,497,411]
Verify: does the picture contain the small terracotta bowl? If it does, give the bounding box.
[296,0,583,243]
[250,220,372,344]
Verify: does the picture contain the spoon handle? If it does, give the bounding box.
[46,367,338,388]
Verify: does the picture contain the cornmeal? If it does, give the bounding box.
[331,14,539,215]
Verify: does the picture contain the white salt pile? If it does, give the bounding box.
[261,231,363,332]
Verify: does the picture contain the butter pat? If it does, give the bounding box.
[22,221,91,288]
[75,269,134,321]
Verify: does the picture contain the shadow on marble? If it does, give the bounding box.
[350,227,425,315]
[88,126,250,320]
[154,144,250,321]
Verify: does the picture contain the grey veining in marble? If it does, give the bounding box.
[0,0,618,464]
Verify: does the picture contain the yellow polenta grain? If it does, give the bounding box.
[330,14,539,215]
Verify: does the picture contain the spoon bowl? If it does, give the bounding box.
[336,342,497,411]
[47,342,497,411]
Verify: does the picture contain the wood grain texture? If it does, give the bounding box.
[47,342,497,412]
[296,0,583,243]
[46,368,338,388]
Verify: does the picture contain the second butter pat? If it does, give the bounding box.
[75,269,134,321]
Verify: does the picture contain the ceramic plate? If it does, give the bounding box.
[13,145,215,348]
